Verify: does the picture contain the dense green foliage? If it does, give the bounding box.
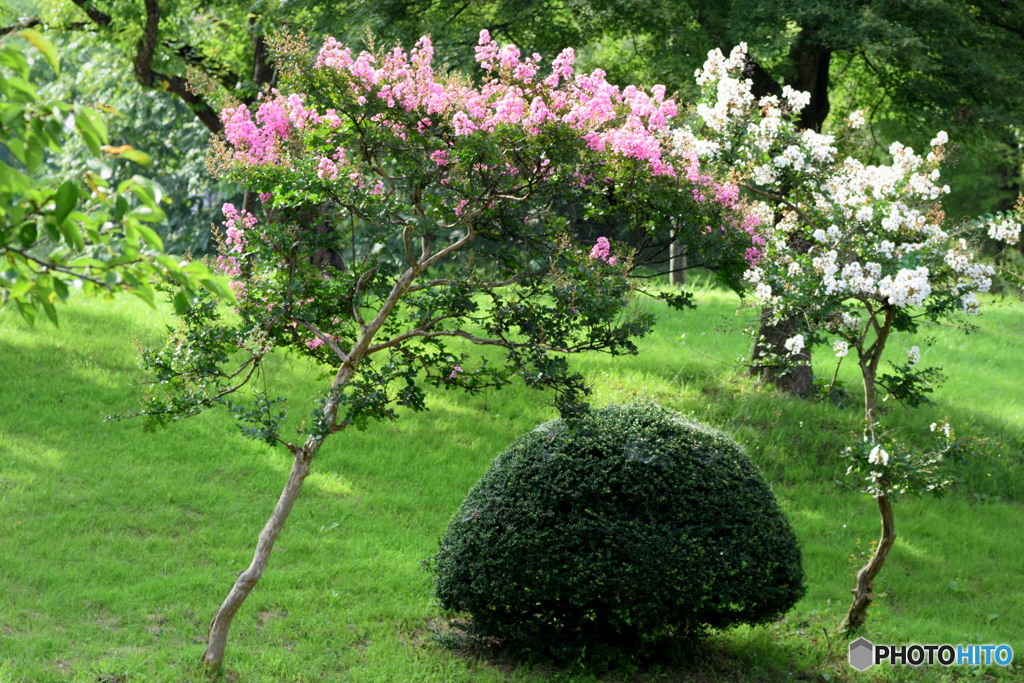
[432,401,805,659]
[0,30,228,323]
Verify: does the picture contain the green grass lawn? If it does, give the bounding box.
[0,289,1021,681]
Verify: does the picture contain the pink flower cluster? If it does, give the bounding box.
[589,237,618,265]
[216,203,257,296]
[309,32,681,174]
[221,91,326,165]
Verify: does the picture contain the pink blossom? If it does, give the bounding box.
[430,149,449,166]
[317,157,339,180]
[589,237,618,264]
[449,365,464,379]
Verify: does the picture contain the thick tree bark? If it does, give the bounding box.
[750,309,814,395]
[747,28,832,395]
[788,28,832,132]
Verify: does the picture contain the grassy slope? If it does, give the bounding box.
[0,290,1021,682]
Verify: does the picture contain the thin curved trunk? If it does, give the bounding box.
[200,251,428,669]
[202,448,314,669]
[843,352,894,633]
[845,494,895,633]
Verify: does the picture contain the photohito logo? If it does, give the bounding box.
[848,637,1014,671]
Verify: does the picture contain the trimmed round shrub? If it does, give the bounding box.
[431,401,805,656]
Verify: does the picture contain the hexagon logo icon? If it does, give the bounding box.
[849,637,875,671]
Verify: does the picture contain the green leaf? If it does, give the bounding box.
[134,223,164,250]
[24,135,44,174]
[114,195,129,222]
[130,283,156,307]
[6,138,26,165]
[3,76,36,99]
[56,217,85,251]
[7,278,32,299]
[18,222,37,247]
[54,181,78,224]
[0,45,30,77]
[119,149,151,167]
[52,278,70,302]
[17,29,59,75]
[40,297,59,325]
[172,290,193,314]
[74,106,107,155]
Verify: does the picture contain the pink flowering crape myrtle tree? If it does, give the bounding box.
[675,44,1023,633]
[135,32,752,669]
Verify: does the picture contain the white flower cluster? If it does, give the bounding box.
[906,345,920,366]
[677,43,1021,361]
[987,218,1021,245]
[945,241,994,297]
[694,45,754,133]
[868,445,889,466]
[877,267,932,308]
[783,334,805,356]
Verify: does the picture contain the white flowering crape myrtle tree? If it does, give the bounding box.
[674,44,1023,632]
[132,32,754,669]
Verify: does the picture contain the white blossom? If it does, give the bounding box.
[840,312,860,331]
[783,334,805,356]
[877,267,931,308]
[833,340,850,358]
[987,218,1021,245]
[868,445,889,466]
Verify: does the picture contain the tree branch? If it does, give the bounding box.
[289,317,351,362]
[0,18,41,36]
[68,0,112,27]
[127,0,223,133]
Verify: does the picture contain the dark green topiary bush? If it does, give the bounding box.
[431,401,805,659]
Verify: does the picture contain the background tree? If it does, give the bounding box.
[0,29,227,322]
[679,43,1021,631]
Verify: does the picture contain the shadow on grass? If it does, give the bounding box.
[411,616,833,682]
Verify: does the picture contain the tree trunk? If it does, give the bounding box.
[746,28,832,395]
[843,359,894,632]
[845,494,895,633]
[202,449,314,669]
[669,228,686,286]
[750,311,815,395]
[199,255,417,669]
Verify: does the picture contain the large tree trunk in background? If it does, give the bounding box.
[789,27,832,132]
[750,310,814,395]
[747,29,832,395]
